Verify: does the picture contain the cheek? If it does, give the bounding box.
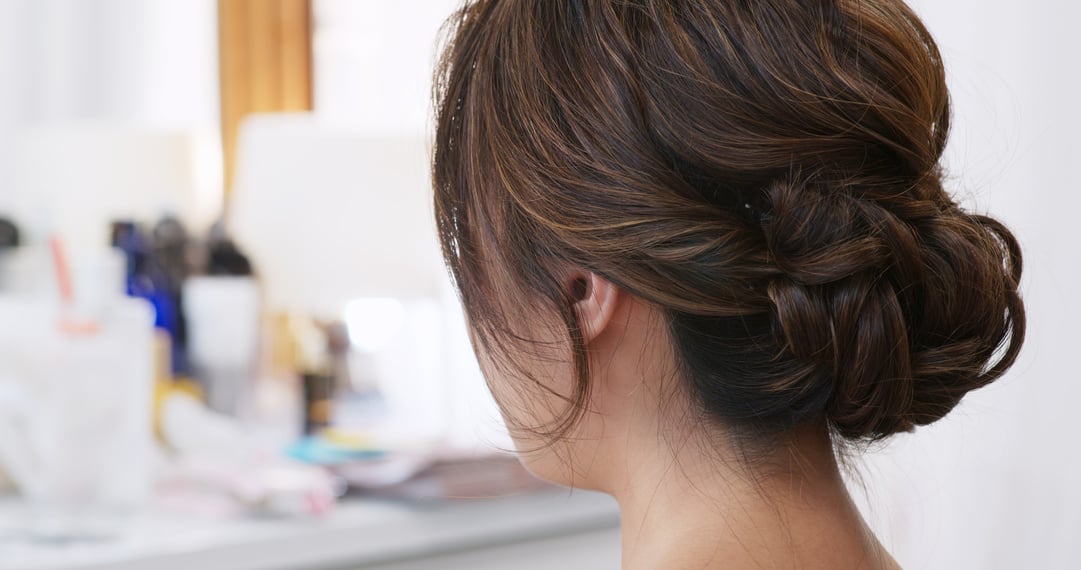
[471,334,589,485]
[474,341,573,435]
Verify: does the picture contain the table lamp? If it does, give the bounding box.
[229,114,448,438]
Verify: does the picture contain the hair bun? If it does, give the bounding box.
[760,176,1024,440]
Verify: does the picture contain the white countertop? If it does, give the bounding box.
[0,490,620,570]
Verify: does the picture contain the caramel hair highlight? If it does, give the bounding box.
[432,0,1025,445]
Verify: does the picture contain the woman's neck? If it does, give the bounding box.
[607,426,896,569]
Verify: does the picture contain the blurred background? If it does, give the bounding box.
[0,1,1076,569]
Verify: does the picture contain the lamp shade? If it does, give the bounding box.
[230,114,443,318]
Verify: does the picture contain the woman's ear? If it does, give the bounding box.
[566,273,621,343]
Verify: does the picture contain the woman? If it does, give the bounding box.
[432,1,1025,567]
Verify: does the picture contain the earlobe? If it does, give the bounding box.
[569,273,620,343]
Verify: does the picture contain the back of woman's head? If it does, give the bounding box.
[433,0,1025,444]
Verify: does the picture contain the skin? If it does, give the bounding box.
[479,271,902,569]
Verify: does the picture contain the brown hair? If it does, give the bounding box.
[432,0,1025,444]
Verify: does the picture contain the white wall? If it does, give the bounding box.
[0,0,221,240]
[0,0,218,125]
[854,2,1081,569]
[312,0,461,135]
[0,0,35,198]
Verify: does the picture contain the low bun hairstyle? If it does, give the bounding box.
[433,0,1025,443]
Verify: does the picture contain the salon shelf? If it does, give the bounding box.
[0,489,621,570]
